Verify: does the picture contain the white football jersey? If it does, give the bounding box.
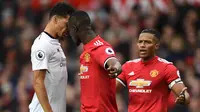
[29,32,68,112]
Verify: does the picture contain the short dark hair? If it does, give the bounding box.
[69,10,91,28]
[141,29,161,40]
[49,2,75,19]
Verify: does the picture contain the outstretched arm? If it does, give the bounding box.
[105,58,122,78]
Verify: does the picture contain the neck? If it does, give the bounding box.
[44,22,57,39]
[79,27,96,45]
[142,55,156,62]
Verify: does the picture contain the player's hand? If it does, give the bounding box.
[107,62,122,78]
[175,87,190,105]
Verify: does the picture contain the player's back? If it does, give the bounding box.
[118,56,180,112]
[29,32,68,112]
[79,36,118,112]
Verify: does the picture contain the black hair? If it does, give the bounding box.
[141,29,161,40]
[49,2,75,19]
[68,10,91,29]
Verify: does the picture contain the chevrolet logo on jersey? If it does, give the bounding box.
[79,65,88,75]
[129,79,152,88]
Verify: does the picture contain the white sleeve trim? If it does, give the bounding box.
[116,78,126,87]
[32,67,48,71]
[168,78,183,89]
[103,57,117,69]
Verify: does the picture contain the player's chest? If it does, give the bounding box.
[50,47,66,66]
[126,67,165,89]
[79,52,93,75]
[80,51,93,64]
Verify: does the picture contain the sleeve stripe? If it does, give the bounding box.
[103,57,117,70]
[168,78,183,89]
[116,78,126,87]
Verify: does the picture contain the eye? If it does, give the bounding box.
[138,40,143,43]
[146,41,151,44]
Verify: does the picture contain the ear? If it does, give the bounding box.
[71,25,78,33]
[52,15,58,24]
[155,43,160,50]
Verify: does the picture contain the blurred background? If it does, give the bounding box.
[0,0,200,112]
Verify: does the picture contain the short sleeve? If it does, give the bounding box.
[116,64,127,87]
[92,46,116,69]
[31,45,51,71]
[164,64,182,89]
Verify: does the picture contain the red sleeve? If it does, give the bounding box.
[92,45,116,68]
[164,64,181,89]
[117,64,127,87]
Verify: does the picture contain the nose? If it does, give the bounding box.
[139,42,145,48]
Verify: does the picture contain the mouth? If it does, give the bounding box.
[139,49,147,54]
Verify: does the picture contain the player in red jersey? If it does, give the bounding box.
[67,11,122,112]
[116,29,190,112]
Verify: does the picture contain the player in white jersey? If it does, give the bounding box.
[29,3,75,112]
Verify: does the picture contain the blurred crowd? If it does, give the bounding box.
[0,0,200,112]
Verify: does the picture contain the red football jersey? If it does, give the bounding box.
[117,56,181,112]
[79,36,118,112]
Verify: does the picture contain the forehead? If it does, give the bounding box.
[138,33,155,41]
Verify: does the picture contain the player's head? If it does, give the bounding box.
[68,10,91,46]
[137,29,160,61]
[49,2,75,39]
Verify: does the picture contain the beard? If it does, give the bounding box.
[70,36,81,46]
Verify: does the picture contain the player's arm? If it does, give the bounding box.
[116,64,127,92]
[171,82,190,105]
[166,65,190,105]
[116,78,125,92]
[33,70,53,112]
[93,46,122,78]
[105,58,122,78]
[31,46,52,111]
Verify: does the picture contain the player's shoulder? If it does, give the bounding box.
[91,37,115,53]
[121,58,141,71]
[126,58,141,64]
[92,36,111,47]
[91,45,115,56]
[156,57,173,65]
[156,57,177,69]
[31,33,52,51]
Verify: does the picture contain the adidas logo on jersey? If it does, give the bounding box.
[128,71,135,76]
[94,40,103,46]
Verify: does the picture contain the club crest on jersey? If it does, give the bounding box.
[84,53,90,62]
[35,50,45,61]
[129,79,151,88]
[150,70,159,77]
[105,48,115,55]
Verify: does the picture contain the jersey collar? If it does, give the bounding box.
[141,56,158,65]
[83,35,101,50]
[43,31,59,43]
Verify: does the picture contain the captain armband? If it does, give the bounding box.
[168,78,183,89]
